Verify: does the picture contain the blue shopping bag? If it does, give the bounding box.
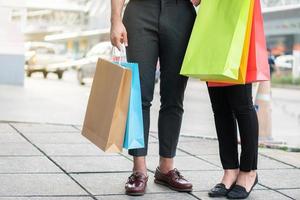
[120,62,145,150]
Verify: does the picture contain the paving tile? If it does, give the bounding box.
[193,190,290,200]
[11,123,78,133]
[258,156,294,170]
[0,123,16,133]
[245,190,291,199]
[0,174,87,196]
[0,143,42,156]
[0,197,92,200]
[187,171,226,192]
[198,154,293,170]
[136,143,164,156]
[0,133,28,143]
[52,156,133,173]
[278,189,300,199]
[148,135,158,143]
[178,171,265,192]
[259,148,300,168]
[24,132,90,144]
[195,155,221,168]
[96,193,198,200]
[72,173,171,195]
[178,136,215,143]
[38,143,118,156]
[0,157,61,173]
[177,140,219,155]
[146,156,220,172]
[150,133,207,143]
[259,169,300,189]
[75,125,83,131]
[122,143,188,157]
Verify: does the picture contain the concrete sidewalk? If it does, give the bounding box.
[0,122,299,200]
[1,72,300,148]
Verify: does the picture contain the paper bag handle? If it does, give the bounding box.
[112,45,127,64]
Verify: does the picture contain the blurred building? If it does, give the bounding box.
[9,0,110,55]
[262,0,300,55]
[5,0,109,38]
[0,0,110,85]
[1,0,300,85]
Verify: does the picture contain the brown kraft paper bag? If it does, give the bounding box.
[82,58,132,153]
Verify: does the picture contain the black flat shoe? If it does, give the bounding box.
[208,183,235,197]
[227,175,258,199]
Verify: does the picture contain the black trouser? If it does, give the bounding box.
[123,0,196,158]
[207,84,258,172]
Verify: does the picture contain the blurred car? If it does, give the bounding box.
[275,55,294,70]
[74,41,160,85]
[25,42,71,79]
[74,41,112,85]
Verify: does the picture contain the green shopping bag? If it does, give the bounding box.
[180,0,252,81]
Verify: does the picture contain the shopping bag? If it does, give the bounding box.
[208,0,270,86]
[82,58,132,153]
[121,62,145,150]
[246,0,270,82]
[180,0,252,81]
[207,0,254,84]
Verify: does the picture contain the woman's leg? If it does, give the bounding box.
[227,84,258,192]
[207,86,239,188]
[227,84,258,172]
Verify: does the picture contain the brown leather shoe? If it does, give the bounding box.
[154,167,193,192]
[125,172,148,196]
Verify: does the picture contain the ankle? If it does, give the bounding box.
[159,157,174,174]
[225,169,239,174]
[222,169,239,188]
[133,169,147,176]
[224,169,239,178]
[133,156,147,175]
[239,170,257,177]
[236,170,258,192]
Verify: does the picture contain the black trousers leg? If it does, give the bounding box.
[207,86,239,169]
[124,0,196,157]
[227,84,258,172]
[123,0,160,156]
[158,0,196,158]
[208,84,258,171]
